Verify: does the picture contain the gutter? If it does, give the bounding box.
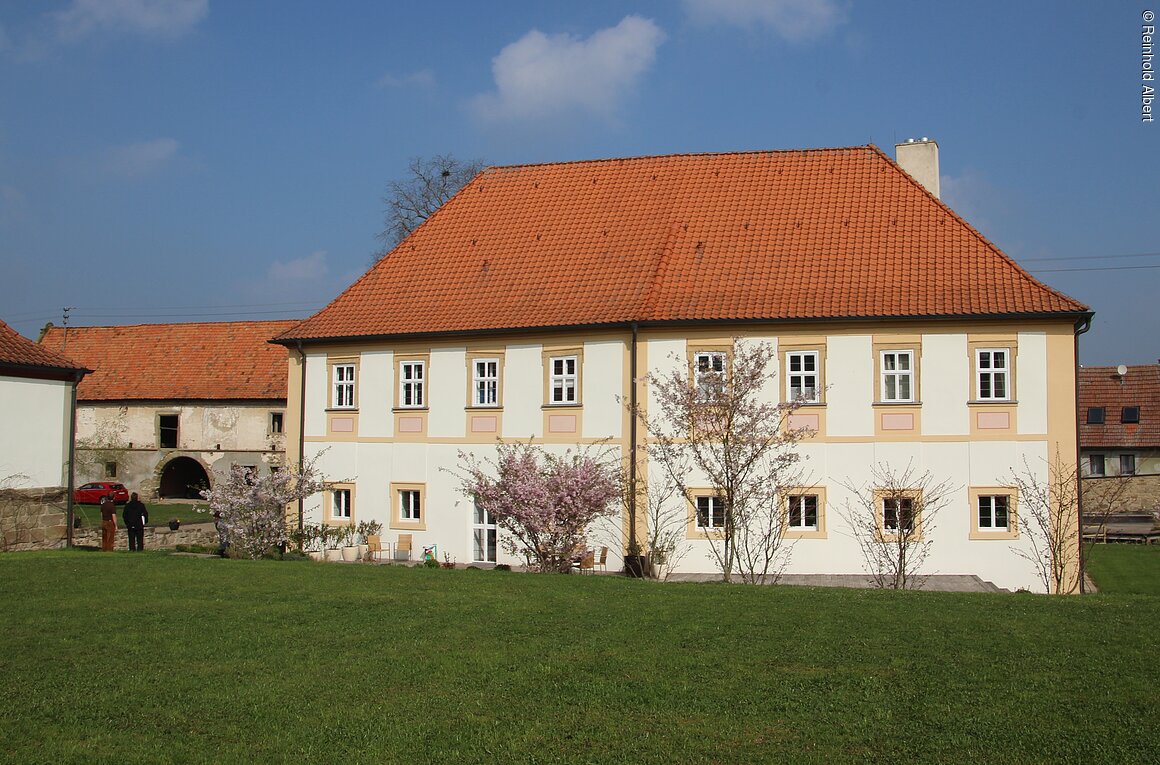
[295,340,307,533]
[628,321,639,563]
[1074,313,1094,593]
[65,370,81,548]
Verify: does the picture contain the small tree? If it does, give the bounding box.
[375,153,486,258]
[599,466,690,580]
[201,455,328,560]
[636,339,810,584]
[454,441,621,573]
[1009,451,1130,594]
[840,463,955,590]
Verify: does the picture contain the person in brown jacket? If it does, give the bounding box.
[99,494,117,551]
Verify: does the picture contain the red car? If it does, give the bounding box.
[74,482,130,505]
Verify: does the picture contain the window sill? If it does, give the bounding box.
[392,407,429,413]
[873,401,921,407]
[326,407,359,413]
[785,401,826,408]
[542,403,583,410]
[968,400,1018,406]
[466,405,503,411]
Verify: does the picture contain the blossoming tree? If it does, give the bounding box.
[455,442,621,573]
[201,454,328,560]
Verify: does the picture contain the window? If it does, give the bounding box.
[1120,454,1136,475]
[786,494,818,530]
[549,355,578,404]
[696,494,726,530]
[333,364,356,409]
[104,461,117,478]
[694,352,727,400]
[158,414,178,448]
[239,465,258,485]
[1122,407,1141,424]
[400,489,421,522]
[473,359,500,407]
[332,488,352,520]
[1089,454,1106,476]
[472,499,498,563]
[786,351,820,403]
[880,351,914,402]
[977,495,1010,532]
[976,349,1010,401]
[270,412,284,434]
[1087,407,1105,424]
[399,361,425,408]
[882,496,915,533]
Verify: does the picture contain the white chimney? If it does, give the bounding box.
[895,137,940,199]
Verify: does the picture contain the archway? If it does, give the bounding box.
[158,457,210,499]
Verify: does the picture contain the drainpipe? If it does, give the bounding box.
[1074,315,1092,594]
[65,371,81,548]
[627,322,640,571]
[295,340,307,533]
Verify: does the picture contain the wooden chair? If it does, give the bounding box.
[595,546,608,573]
[577,549,595,575]
[394,533,413,562]
[367,534,385,562]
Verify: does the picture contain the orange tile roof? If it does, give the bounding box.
[0,320,85,373]
[1079,365,1160,448]
[39,321,296,401]
[277,146,1087,344]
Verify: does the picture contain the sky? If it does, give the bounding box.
[0,0,1155,366]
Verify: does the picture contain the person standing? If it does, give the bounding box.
[99,494,117,551]
[122,492,148,552]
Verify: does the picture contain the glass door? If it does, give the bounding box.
[472,500,497,563]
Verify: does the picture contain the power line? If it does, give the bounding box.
[1020,251,1160,263]
[1029,264,1160,274]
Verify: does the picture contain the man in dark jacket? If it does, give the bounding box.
[122,492,149,552]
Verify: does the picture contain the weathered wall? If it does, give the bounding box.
[70,522,219,551]
[0,487,68,551]
[1082,474,1160,515]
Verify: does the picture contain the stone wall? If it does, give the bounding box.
[70,522,219,551]
[0,487,68,552]
[1082,474,1160,515]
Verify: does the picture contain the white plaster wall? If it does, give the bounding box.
[359,350,393,438]
[645,338,685,438]
[922,333,969,435]
[1017,332,1048,435]
[0,376,70,488]
[825,335,873,436]
[582,339,625,439]
[304,353,328,438]
[502,344,543,439]
[429,347,466,438]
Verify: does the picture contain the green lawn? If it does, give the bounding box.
[72,502,212,528]
[1086,543,1160,594]
[1,553,1158,764]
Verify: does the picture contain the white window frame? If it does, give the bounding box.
[880,350,914,403]
[399,361,425,408]
[786,351,820,404]
[694,352,727,400]
[786,494,819,531]
[332,488,352,520]
[976,349,1010,401]
[400,489,421,522]
[695,494,726,530]
[333,364,356,409]
[473,358,500,407]
[977,494,1010,532]
[882,496,915,533]
[549,355,578,405]
[472,499,498,564]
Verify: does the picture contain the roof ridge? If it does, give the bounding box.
[484,145,874,173]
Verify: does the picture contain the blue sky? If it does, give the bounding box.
[0,0,1154,365]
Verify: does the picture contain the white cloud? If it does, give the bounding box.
[53,0,208,42]
[471,15,665,123]
[377,68,436,89]
[683,0,846,42]
[269,250,329,283]
[101,137,180,177]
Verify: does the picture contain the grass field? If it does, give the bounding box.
[72,502,211,529]
[1087,542,1160,595]
[1,551,1158,764]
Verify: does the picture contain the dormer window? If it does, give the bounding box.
[1087,407,1105,424]
[1122,406,1141,424]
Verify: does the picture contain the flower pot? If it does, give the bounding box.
[341,546,359,562]
[168,520,181,531]
[308,551,325,562]
[357,543,369,560]
[623,555,647,578]
[325,548,343,562]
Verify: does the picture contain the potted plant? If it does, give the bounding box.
[297,524,324,561]
[321,523,342,562]
[168,518,181,531]
[339,524,360,562]
[355,519,382,561]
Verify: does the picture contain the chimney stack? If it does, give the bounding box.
[895,137,940,199]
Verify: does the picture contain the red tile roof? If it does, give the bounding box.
[277,146,1087,343]
[1079,365,1160,448]
[38,321,296,401]
[0,320,85,373]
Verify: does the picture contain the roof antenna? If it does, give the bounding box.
[61,306,74,353]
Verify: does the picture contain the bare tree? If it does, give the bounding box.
[598,465,691,581]
[840,463,955,590]
[634,339,810,584]
[375,154,486,259]
[1009,451,1130,594]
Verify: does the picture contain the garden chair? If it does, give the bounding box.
[576,549,595,575]
[367,534,385,562]
[394,533,412,562]
[595,546,608,573]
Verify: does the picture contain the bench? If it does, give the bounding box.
[1082,512,1160,544]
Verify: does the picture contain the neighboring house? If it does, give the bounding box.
[38,321,296,500]
[274,143,1089,592]
[1079,364,1160,512]
[0,320,89,489]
